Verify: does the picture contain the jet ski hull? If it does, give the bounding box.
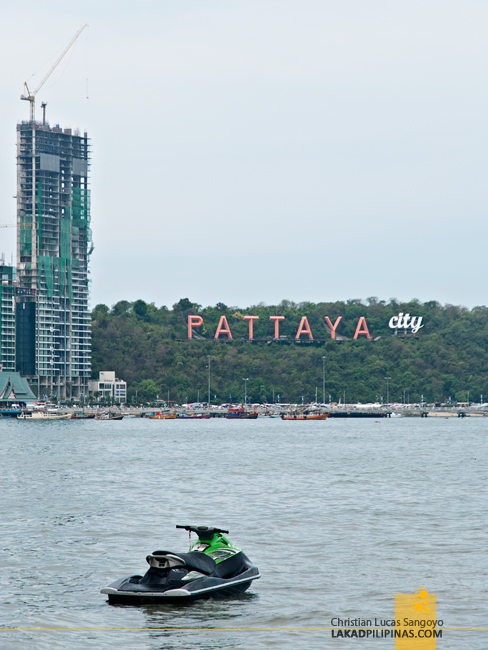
[102,568,260,604]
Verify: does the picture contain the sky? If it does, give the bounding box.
[1,0,488,310]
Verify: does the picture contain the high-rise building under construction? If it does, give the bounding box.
[16,121,92,399]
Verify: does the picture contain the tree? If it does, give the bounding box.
[133,299,148,318]
[93,303,109,315]
[173,298,194,312]
[112,300,131,316]
[138,379,158,402]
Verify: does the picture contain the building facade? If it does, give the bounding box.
[88,371,127,403]
[16,121,92,399]
[0,260,16,372]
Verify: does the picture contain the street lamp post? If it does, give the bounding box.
[322,356,326,404]
[207,356,211,406]
[243,378,249,405]
[385,377,391,404]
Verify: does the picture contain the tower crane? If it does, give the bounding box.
[21,23,88,122]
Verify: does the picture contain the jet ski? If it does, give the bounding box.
[101,525,260,604]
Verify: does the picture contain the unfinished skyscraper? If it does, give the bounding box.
[16,121,92,399]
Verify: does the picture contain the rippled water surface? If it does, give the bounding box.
[1,416,487,649]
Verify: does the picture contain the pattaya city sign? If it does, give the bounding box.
[188,313,426,340]
[188,315,373,341]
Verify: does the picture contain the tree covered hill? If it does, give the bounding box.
[91,297,488,404]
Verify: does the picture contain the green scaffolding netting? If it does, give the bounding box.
[37,256,73,301]
[60,209,71,261]
[20,227,32,256]
[35,186,87,301]
[71,188,92,265]
[37,182,42,249]
[72,188,91,228]
[37,255,54,297]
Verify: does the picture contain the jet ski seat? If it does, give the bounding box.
[147,551,216,575]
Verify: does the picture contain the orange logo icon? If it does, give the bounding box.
[412,588,430,613]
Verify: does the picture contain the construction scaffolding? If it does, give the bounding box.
[16,121,92,399]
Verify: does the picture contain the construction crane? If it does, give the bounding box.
[0,224,15,228]
[21,23,88,122]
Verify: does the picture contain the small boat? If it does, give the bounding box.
[0,408,23,418]
[71,411,96,420]
[96,412,124,420]
[281,412,329,421]
[17,410,71,421]
[226,406,259,420]
[148,411,177,420]
[176,413,211,419]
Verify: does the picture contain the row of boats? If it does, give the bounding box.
[16,411,123,421]
[146,406,258,420]
[14,406,330,421]
[147,406,329,420]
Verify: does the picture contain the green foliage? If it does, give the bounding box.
[173,298,194,312]
[133,299,148,318]
[91,298,488,404]
[138,379,159,402]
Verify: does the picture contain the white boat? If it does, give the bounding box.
[17,411,71,421]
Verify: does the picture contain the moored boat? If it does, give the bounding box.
[17,410,71,421]
[281,412,329,421]
[148,411,177,420]
[71,411,96,419]
[95,412,124,420]
[226,406,259,420]
[176,413,211,419]
[0,408,22,418]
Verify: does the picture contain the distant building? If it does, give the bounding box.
[15,120,92,400]
[88,371,127,403]
[0,261,16,372]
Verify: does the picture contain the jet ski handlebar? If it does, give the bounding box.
[176,525,229,541]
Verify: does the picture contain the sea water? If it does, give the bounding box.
[1,416,487,649]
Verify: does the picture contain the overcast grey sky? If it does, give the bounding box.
[1,1,487,309]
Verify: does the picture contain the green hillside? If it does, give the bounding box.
[91,297,488,405]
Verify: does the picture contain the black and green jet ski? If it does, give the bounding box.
[101,525,260,604]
